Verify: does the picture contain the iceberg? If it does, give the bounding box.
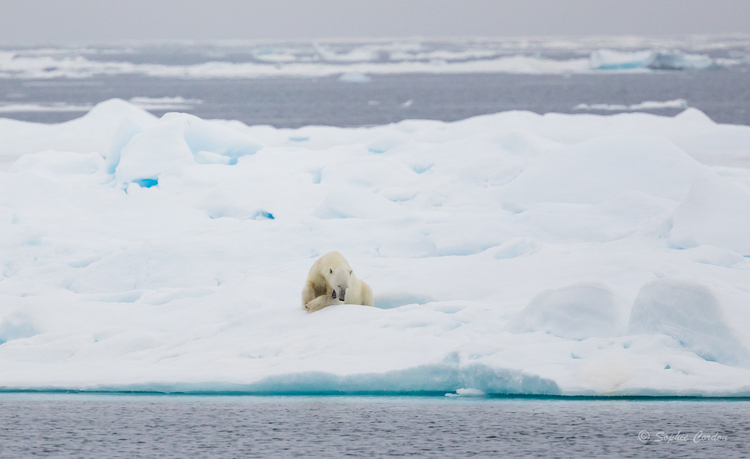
[589,50,653,70]
[589,49,714,71]
[574,99,689,111]
[1,100,750,396]
[646,50,713,70]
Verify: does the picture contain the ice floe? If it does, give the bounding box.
[574,99,689,112]
[589,49,714,71]
[0,103,94,113]
[1,100,750,396]
[0,38,742,79]
[128,97,203,111]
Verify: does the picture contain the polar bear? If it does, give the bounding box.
[302,251,373,312]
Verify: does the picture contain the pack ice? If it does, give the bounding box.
[2,100,750,396]
[589,49,714,71]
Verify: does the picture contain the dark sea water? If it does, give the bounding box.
[0,395,748,458]
[1,39,749,127]
[2,70,750,127]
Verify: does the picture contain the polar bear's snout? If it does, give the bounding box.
[330,270,350,302]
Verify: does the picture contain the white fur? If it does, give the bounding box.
[302,251,374,312]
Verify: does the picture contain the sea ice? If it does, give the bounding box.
[628,279,750,366]
[1,99,750,396]
[669,174,750,255]
[573,99,689,112]
[128,97,203,111]
[506,283,627,340]
[589,50,654,70]
[338,73,372,83]
[0,40,734,80]
[646,50,713,70]
[589,49,714,71]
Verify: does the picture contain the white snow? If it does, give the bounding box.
[128,97,203,111]
[0,40,735,80]
[0,52,591,78]
[506,283,628,340]
[627,279,750,367]
[669,174,750,255]
[574,99,689,112]
[1,99,750,396]
[589,49,714,71]
[0,102,94,113]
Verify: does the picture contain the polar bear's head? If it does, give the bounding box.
[324,265,353,302]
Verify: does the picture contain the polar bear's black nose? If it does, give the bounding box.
[332,290,337,299]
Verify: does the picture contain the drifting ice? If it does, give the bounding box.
[589,49,714,71]
[0,45,727,80]
[1,100,750,396]
[574,99,689,112]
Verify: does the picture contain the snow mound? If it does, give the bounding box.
[500,135,703,208]
[683,245,745,268]
[0,99,157,170]
[313,187,406,219]
[670,174,750,255]
[0,314,38,345]
[490,238,539,260]
[10,151,104,176]
[627,279,750,366]
[114,113,262,185]
[506,283,626,339]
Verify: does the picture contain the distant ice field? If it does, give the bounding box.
[1,36,750,126]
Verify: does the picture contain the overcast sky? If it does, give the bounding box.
[1,0,749,44]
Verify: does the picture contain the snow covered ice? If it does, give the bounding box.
[588,49,715,71]
[0,39,741,80]
[2,99,750,396]
[573,99,689,112]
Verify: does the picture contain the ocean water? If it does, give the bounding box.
[1,38,749,127]
[0,395,747,458]
[1,71,749,127]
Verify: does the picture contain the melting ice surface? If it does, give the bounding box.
[1,100,750,396]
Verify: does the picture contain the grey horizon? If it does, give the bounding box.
[1,0,749,45]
